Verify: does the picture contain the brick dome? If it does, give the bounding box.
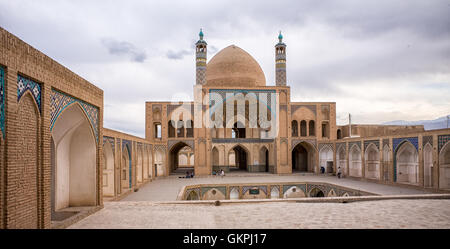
[206,45,266,87]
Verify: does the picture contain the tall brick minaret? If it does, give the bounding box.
[275,31,287,86]
[195,29,207,85]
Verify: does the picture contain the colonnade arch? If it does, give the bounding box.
[439,142,450,189]
[365,143,380,180]
[292,142,315,172]
[103,141,114,197]
[395,141,418,185]
[349,145,362,177]
[51,103,97,212]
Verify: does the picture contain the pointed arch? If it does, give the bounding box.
[103,140,115,197]
[394,141,418,184]
[319,145,334,173]
[230,144,250,171]
[349,144,362,177]
[259,145,269,172]
[439,141,450,189]
[121,144,131,189]
[52,102,97,212]
[383,144,390,181]
[169,142,193,174]
[365,143,380,180]
[230,188,239,200]
[154,147,166,177]
[291,120,298,137]
[283,186,306,198]
[337,145,347,176]
[292,141,316,172]
[424,143,433,187]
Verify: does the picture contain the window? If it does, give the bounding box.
[309,120,315,136]
[291,120,298,137]
[154,123,161,139]
[300,120,307,136]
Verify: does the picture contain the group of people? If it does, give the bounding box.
[320,166,343,179]
[212,169,225,177]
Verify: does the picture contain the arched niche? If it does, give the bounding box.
[395,141,418,185]
[103,141,115,197]
[365,143,380,180]
[52,103,96,211]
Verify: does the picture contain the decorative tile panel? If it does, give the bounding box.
[292,139,317,150]
[364,140,380,150]
[50,89,99,142]
[393,137,418,152]
[349,141,361,151]
[438,135,450,153]
[383,139,390,148]
[336,142,346,153]
[103,136,115,156]
[17,75,41,112]
[318,143,333,152]
[422,135,433,147]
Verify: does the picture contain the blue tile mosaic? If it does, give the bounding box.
[438,135,450,153]
[50,89,99,143]
[17,75,41,112]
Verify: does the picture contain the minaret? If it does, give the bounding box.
[195,28,207,85]
[275,31,287,86]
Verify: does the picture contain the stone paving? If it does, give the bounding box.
[121,173,432,201]
[68,174,450,229]
[69,200,450,229]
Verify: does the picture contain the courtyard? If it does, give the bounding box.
[69,174,450,229]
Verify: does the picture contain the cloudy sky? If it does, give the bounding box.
[1,0,449,137]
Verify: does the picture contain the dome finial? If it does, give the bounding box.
[278,30,283,42]
[199,28,204,40]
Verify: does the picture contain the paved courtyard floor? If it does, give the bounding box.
[69,200,450,229]
[69,174,450,229]
[121,173,432,201]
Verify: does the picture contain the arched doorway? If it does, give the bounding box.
[439,142,450,189]
[121,144,131,190]
[395,141,418,185]
[383,145,390,181]
[365,144,380,180]
[51,103,97,211]
[169,142,194,174]
[337,146,346,176]
[231,145,248,171]
[155,148,165,176]
[259,146,269,172]
[349,145,362,177]
[424,143,433,187]
[319,146,333,173]
[292,142,315,172]
[103,141,115,197]
[309,188,324,197]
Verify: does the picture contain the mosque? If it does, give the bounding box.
[0,26,449,228]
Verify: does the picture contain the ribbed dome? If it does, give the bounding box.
[206,45,266,87]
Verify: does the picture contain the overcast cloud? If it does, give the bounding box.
[0,0,449,137]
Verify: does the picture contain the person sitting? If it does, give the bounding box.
[190,171,194,178]
[185,171,191,178]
